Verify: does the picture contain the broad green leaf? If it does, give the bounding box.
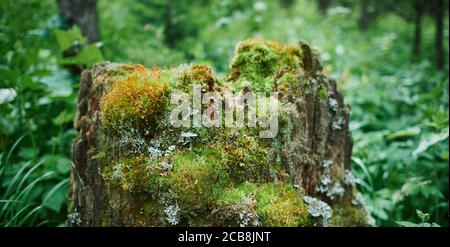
[54,27,86,51]
[412,128,449,158]
[386,126,421,141]
[396,221,420,227]
[61,44,104,67]
[52,109,75,126]
[42,178,69,212]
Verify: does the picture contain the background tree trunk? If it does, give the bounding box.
[358,0,369,31]
[57,0,100,43]
[69,41,368,227]
[318,0,331,15]
[434,0,445,70]
[281,0,295,8]
[412,0,424,57]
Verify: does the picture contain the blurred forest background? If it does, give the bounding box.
[0,0,448,227]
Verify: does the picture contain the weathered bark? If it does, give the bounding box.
[57,0,100,43]
[69,40,368,227]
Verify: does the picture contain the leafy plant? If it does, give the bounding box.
[397,210,441,227]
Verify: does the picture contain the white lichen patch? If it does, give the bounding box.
[317,160,346,200]
[328,98,339,112]
[111,162,123,181]
[327,182,345,199]
[323,159,333,168]
[164,203,180,225]
[238,197,259,227]
[178,131,198,147]
[303,196,332,226]
[161,161,173,172]
[344,169,356,187]
[108,120,146,154]
[166,145,176,156]
[352,191,365,206]
[331,116,345,131]
[68,210,82,226]
[317,160,332,194]
[148,146,164,158]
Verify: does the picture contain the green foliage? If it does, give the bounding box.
[0,135,69,226]
[54,27,104,67]
[1,0,80,226]
[396,209,441,227]
[54,27,86,51]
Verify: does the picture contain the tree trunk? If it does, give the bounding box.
[412,0,424,57]
[358,0,369,31]
[318,0,330,15]
[434,0,445,70]
[281,0,295,8]
[164,4,177,48]
[69,40,370,227]
[57,0,100,43]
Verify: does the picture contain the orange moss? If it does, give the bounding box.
[100,64,169,134]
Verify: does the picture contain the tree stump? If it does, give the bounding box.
[69,39,371,226]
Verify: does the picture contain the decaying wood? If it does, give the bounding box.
[69,41,367,227]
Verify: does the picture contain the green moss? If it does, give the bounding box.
[256,183,309,226]
[165,147,231,212]
[217,182,258,205]
[214,182,309,226]
[230,39,303,92]
[102,155,161,193]
[331,201,369,227]
[316,83,328,101]
[172,64,216,92]
[277,71,300,92]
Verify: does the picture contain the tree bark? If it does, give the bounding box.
[69,41,368,227]
[57,0,101,43]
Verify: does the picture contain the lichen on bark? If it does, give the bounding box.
[70,39,371,227]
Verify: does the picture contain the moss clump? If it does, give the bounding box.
[218,130,272,183]
[217,183,258,205]
[164,148,231,211]
[256,183,309,226]
[99,154,163,194]
[100,64,169,135]
[174,64,217,92]
[330,201,369,227]
[230,39,303,92]
[316,83,328,101]
[214,183,309,227]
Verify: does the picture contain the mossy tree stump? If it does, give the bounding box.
[69,39,371,227]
